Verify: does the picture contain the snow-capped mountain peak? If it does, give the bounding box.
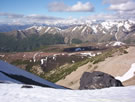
[2,19,135,44]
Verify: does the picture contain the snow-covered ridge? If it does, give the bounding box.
[0,83,135,102]
[24,20,134,35]
[25,26,46,31]
[25,26,62,33]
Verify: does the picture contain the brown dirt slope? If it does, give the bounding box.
[56,47,135,89]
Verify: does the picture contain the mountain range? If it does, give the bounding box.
[2,20,135,44]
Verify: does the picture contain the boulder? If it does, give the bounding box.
[21,85,33,88]
[79,71,123,90]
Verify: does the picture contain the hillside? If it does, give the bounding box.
[0,33,65,52]
[56,46,135,89]
[0,42,135,89]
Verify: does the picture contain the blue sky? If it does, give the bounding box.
[0,0,135,24]
[0,0,110,18]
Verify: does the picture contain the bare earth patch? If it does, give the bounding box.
[95,47,135,77]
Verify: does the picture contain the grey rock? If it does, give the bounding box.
[21,85,33,88]
[79,71,123,90]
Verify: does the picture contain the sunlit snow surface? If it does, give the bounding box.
[0,83,135,102]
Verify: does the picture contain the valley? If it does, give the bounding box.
[1,41,135,89]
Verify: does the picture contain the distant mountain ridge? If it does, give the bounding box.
[3,20,135,44]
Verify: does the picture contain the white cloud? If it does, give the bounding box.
[0,12,135,25]
[26,14,62,20]
[48,1,94,12]
[0,12,24,18]
[87,13,118,20]
[0,12,63,25]
[48,2,68,12]
[109,1,135,11]
[68,2,94,12]
[103,0,135,20]
[103,0,129,4]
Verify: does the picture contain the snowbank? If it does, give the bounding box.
[0,83,135,102]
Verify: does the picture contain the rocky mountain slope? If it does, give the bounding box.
[3,20,135,44]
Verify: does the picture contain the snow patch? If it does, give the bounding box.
[61,53,65,56]
[106,43,109,47]
[72,60,75,63]
[37,26,43,31]
[0,55,5,58]
[97,52,102,55]
[103,31,106,34]
[101,22,112,30]
[106,41,125,47]
[81,52,96,57]
[33,53,39,62]
[23,54,26,58]
[25,26,38,30]
[81,26,87,33]
[72,26,78,32]
[52,56,56,60]
[124,22,131,31]
[92,25,97,33]
[117,22,123,28]
[112,41,125,46]
[41,57,48,65]
[45,27,51,33]
[115,63,135,82]
[79,26,84,30]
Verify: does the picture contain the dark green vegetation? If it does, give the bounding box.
[0,33,65,52]
[71,38,82,44]
[11,59,40,73]
[42,59,90,82]
[89,47,128,64]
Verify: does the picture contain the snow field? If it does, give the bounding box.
[0,83,135,102]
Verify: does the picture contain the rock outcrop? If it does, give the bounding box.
[79,71,123,90]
